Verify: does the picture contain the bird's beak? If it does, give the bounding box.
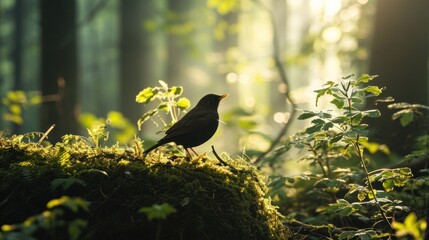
[220,94,229,100]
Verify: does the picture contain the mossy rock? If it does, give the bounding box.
[0,135,291,239]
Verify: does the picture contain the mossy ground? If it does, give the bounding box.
[0,135,291,239]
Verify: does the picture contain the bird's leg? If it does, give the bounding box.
[185,148,193,158]
[190,148,199,156]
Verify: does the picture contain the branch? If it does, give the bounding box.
[211,145,239,173]
[37,124,56,145]
[289,220,344,238]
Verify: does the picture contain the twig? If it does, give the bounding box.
[37,124,55,145]
[253,0,297,164]
[211,145,239,173]
[289,219,344,238]
[0,130,7,139]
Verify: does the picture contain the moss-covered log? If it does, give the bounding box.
[0,135,291,239]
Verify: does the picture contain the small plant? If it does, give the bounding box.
[136,80,191,131]
[139,203,177,221]
[80,111,136,144]
[0,196,89,240]
[139,203,177,239]
[272,74,414,238]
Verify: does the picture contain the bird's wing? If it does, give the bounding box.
[164,110,217,139]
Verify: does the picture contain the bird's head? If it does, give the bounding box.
[196,94,228,108]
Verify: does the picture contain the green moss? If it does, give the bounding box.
[0,135,291,239]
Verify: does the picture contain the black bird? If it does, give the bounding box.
[144,93,228,156]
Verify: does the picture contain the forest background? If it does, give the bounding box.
[1,0,428,160]
[0,0,429,239]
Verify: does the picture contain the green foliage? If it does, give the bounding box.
[80,111,136,144]
[136,80,191,131]
[139,203,177,221]
[51,177,87,191]
[392,212,427,240]
[208,0,239,15]
[0,131,290,239]
[86,123,109,149]
[268,74,427,239]
[388,102,429,127]
[1,90,41,124]
[0,196,89,240]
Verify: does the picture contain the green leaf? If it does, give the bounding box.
[362,109,381,118]
[339,230,387,240]
[393,212,427,240]
[331,116,347,124]
[357,190,367,201]
[364,86,382,96]
[314,81,336,106]
[370,167,413,192]
[351,113,364,125]
[382,179,394,192]
[388,102,414,109]
[400,111,414,127]
[342,74,354,80]
[51,177,87,191]
[139,203,177,221]
[305,123,323,134]
[136,88,159,103]
[176,97,190,109]
[47,196,90,213]
[356,74,378,83]
[311,118,325,124]
[351,96,364,103]
[326,199,359,217]
[297,111,317,120]
[322,122,334,130]
[318,111,332,119]
[392,109,414,126]
[331,98,344,109]
[389,102,429,111]
[158,103,169,111]
[137,109,158,130]
[68,219,87,240]
[158,80,168,89]
[314,178,346,188]
[330,133,343,143]
[168,86,183,96]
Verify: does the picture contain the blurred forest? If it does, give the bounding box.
[1,1,429,239]
[1,0,428,166]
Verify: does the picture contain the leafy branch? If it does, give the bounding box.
[136,80,191,131]
[282,74,415,238]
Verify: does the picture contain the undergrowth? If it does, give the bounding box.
[265,74,428,240]
[0,133,290,239]
[1,75,428,239]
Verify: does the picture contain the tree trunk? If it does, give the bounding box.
[166,0,189,85]
[119,0,148,124]
[40,0,79,143]
[369,0,429,154]
[12,0,24,133]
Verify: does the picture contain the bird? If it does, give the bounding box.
[144,93,228,157]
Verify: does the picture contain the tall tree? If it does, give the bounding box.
[12,0,24,133]
[369,0,429,154]
[166,0,189,85]
[119,0,148,124]
[40,0,79,142]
